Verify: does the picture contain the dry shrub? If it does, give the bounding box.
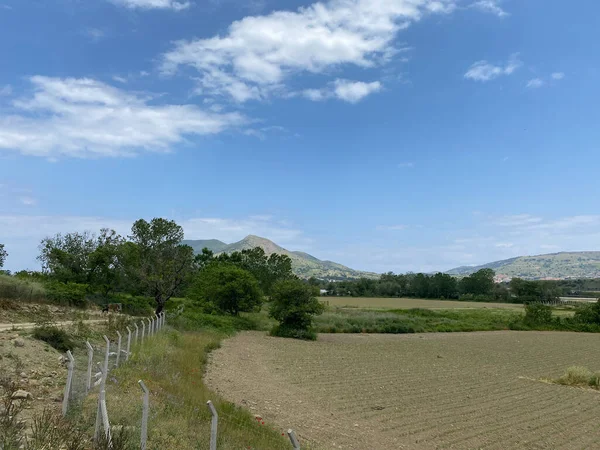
[557,366,593,386]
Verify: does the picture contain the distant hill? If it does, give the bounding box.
[182,235,378,280]
[446,252,600,279]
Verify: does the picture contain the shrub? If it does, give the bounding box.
[32,325,74,352]
[45,281,88,307]
[557,366,594,387]
[269,279,325,340]
[573,301,600,325]
[524,303,552,325]
[0,274,46,302]
[188,264,263,315]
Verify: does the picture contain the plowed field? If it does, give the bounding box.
[206,331,600,449]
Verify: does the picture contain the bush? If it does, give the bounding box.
[188,264,263,315]
[269,279,324,340]
[32,326,74,352]
[557,366,592,386]
[573,301,600,325]
[524,303,553,325]
[0,274,46,302]
[45,281,88,307]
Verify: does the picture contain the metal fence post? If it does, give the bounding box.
[116,331,122,367]
[147,318,152,337]
[207,400,218,450]
[62,350,75,417]
[86,341,94,394]
[287,429,301,450]
[141,321,145,344]
[139,380,149,450]
[134,322,139,345]
[154,314,159,333]
[163,311,166,327]
[102,335,110,389]
[100,389,111,442]
[126,326,132,361]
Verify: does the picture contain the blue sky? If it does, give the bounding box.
[1,0,599,274]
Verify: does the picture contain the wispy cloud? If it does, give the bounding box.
[112,75,128,84]
[470,0,508,18]
[526,78,544,89]
[397,162,415,168]
[376,224,408,231]
[84,28,106,42]
[0,76,246,158]
[161,0,457,103]
[302,80,382,103]
[551,72,565,80]
[464,54,521,82]
[109,0,190,10]
[0,85,11,96]
[19,196,36,206]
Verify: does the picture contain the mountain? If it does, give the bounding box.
[446,252,600,280]
[182,235,378,280]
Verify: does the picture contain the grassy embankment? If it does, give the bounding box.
[74,330,291,450]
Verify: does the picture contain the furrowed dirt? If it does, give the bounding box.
[206,331,600,449]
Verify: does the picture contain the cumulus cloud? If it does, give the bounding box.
[0,76,246,158]
[526,78,544,88]
[162,0,456,102]
[464,54,521,82]
[302,79,382,103]
[110,0,190,10]
[470,0,508,18]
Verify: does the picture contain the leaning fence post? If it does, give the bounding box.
[115,331,122,367]
[100,389,111,442]
[207,400,218,450]
[287,429,301,450]
[141,321,145,344]
[126,327,132,361]
[139,380,149,450]
[62,350,75,417]
[86,341,94,393]
[134,322,139,345]
[102,335,110,389]
[163,311,166,327]
[154,314,160,332]
[147,318,152,337]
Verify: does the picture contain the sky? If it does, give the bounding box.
[0,0,599,274]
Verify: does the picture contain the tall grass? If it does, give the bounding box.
[76,331,291,449]
[0,274,46,302]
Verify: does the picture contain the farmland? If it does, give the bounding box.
[319,296,524,310]
[207,330,600,450]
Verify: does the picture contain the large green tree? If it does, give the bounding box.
[126,218,194,314]
[189,263,262,315]
[269,279,325,340]
[0,243,6,268]
[459,269,495,296]
[38,231,97,283]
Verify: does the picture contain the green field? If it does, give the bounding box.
[319,296,524,310]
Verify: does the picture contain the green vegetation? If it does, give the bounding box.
[0,243,6,269]
[76,331,290,449]
[524,303,553,325]
[189,264,263,315]
[269,279,325,340]
[447,251,600,279]
[32,325,75,352]
[0,274,46,302]
[555,366,600,389]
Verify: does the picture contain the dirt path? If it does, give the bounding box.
[0,319,107,332]
[207,331,600,450]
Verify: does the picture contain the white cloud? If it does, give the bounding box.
[551,72,565,80]
[19,196,36,206]
[85,28,106,41]
[493,214,543,227]
[0,85,11,96]
[376,224,408,231]
[112,76,128,84]
[0,76,246,158]
[526,78,544,88]
[470,0,508,18]
[162,0,456,102]
[110,0,190,10]
[302,79,382,103]
[464,54,521,82]
[0,214,308,271]
[397,162,414,168]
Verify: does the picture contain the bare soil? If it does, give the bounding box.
[207,331,600,450]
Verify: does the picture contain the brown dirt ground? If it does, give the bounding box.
[206,331,600,450]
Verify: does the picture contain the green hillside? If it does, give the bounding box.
[183,235,378,280]
[446,252,600,279]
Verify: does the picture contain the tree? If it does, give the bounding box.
[127,218,194,314]
[269,279,325,340]
[88,229,125,297]
[0,243,6,268]
[189,264,262,315]
[459,269,495,296]
[38,231,96,283]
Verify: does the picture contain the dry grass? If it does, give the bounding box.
[319,296,525,310]
[77,331,291,450]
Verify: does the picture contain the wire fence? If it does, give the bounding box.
[59,312,307,449]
